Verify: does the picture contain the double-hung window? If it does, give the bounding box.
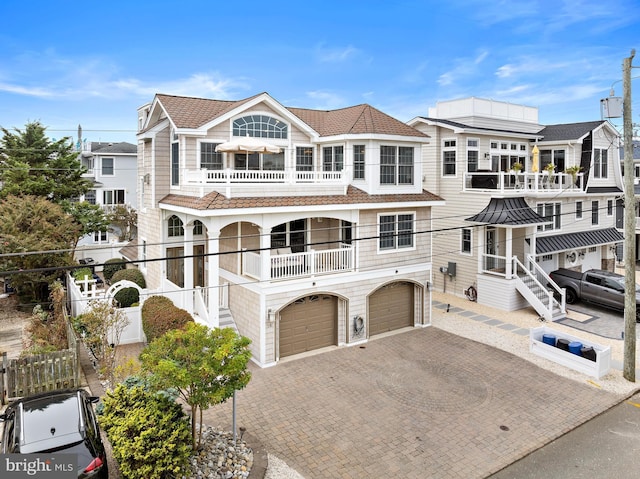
[380,146,414,185]
[537,202,561,231]
[592,201,599,225]
[467,139,479,172]
[323,146,344,171]
[354,145,365,179]
[101,157,114,176]
[461,228,472,254]
[594,149,608,178]
[379,213,414,251]
[576,201,583,219]
[443,139,456,176]
[200,142,223,170]
[296,147,313,172]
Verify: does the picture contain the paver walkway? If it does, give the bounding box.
[201,327,622,479]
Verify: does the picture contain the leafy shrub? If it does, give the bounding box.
[141,295,194,342]
[111,268,146,308]
[73,267,93,281]
[103,258,126,282]
[99,384,191,479]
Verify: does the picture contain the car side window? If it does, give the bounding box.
[585,274,602,286]
[605,279,623,292]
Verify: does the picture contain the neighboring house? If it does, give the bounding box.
[624,140,640,259]
[136,92,444,366]
[76,139,138,265]
[409,97,624,320]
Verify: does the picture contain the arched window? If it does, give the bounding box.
[233,115,287,139]
[193,220,204,235]
[168,215,184,237]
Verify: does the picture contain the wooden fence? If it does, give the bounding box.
[1,310,80,405]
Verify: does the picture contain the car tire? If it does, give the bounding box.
[565,288,578,304]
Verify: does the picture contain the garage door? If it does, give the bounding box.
[279,295,337,358]
[369,282,414,336]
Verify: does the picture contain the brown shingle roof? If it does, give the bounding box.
[153,93,427,138]
[286,104,427,137]
[160,186,443,211]
[155,93,262,129]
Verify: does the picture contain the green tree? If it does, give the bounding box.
[60,200,110,238]
[140,323,252,449]
[0,195,80,303]
[0,121,92,202]
[107,204,137,241]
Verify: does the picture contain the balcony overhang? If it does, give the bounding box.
[465,197,547,226]
[535,228,624,255]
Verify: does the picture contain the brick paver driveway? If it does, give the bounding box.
[202,328,621,479]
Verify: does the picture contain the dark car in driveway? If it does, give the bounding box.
[0,389,108,478]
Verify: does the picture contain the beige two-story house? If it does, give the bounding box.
[409,97,623,320]
[136,92,444,366]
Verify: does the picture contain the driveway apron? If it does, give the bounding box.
[201,327,620,479]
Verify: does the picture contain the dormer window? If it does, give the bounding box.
[233,115,288,139]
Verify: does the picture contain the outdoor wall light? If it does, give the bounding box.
[267,309,275,323]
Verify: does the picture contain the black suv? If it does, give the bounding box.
[0,389,108,478]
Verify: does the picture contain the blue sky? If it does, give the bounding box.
[0,0,638,144]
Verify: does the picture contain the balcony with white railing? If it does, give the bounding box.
[463,171,586,195]
[242,243,355,281]
[184,168,346,185]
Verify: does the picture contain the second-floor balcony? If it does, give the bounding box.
[463,171,586,194]
[242,243,355,281]
[184,168,347,185]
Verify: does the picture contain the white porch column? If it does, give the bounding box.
[505,228,513,278]
[260,227,271,281]
[207,229,220,327]
[184,224,194,313]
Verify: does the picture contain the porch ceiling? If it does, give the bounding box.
[465,197,547,226]
[535,227,623,254]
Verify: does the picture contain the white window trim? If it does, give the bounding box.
[460,228,473,256]
[442,138,457,178]
[101,157,115,176]
[197,139,226,170]
[376,211,417,254]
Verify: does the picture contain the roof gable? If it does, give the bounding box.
[536,121,606,142]
[145,93,426,139]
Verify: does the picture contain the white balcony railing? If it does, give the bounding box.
[463,171,585,194]
[184,168,346,185]
[242,244,355,281]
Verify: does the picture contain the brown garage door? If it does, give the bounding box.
[369,282,414,336]
[279,295,337,358]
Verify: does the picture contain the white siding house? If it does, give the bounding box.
[136,92,444,366]
[409,97,624,320]
[76,141,138,265]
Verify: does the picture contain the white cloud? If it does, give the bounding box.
[0,82,56,98]
[437,50,489,86]
[315,44,360,63]
[305,90,347,109]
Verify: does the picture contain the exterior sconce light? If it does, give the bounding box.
[267,309,275,323]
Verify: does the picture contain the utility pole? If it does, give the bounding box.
[623,49,636,382]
